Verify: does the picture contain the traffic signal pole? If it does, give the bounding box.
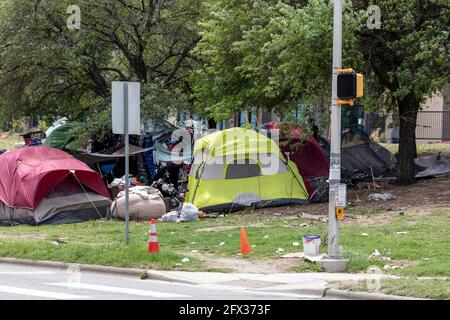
[320,0,349,272]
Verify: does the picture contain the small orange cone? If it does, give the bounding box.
[240,227,252,254]
[148,218,160,254]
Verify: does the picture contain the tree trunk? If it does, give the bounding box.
[397,97,419,185]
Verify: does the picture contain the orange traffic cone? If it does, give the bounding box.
[148,218,160,254]
[240,227,252,254]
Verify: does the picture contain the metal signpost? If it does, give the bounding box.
[112,81,141,245]
[321,0,349,272]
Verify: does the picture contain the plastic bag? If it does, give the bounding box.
[177,203,199,222]
[162,211,179,222]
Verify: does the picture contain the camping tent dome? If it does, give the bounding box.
[184,128,310,212]
[0,146,111,225]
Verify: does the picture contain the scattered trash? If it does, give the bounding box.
[304,253,326,262]
[368,193,397,202]
[383,264,399,270]
[162,211,179,222]
[281,252,304,259]
[292,241,300,246]
[198,211,206,219]
[181,258,190,263]
[396,231,408,235]
[276,248,285,254]
[299,223,309,228]
[219,242,225,246]
[51,241,60,246]
[251,245,256,248]
[360,233,369,237]
[369,249,381,257]
[177,203,199,222]
[175,263,182,266]
[191,250,199,253]
[369,249,392,260]
[263,235,269,239]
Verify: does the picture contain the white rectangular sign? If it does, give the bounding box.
[112,82,141,135]
[335,183,347,207]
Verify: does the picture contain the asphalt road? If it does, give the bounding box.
[0,264,320,300]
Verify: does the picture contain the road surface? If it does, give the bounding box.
[0,264,322,300]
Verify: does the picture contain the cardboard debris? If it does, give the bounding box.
[281,252,304,259]
[304,254,326,262]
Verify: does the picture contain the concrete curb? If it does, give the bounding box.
[145,271,198,285]
[323,288,426,300]
[0,257,200,284]
[0,257,146,278]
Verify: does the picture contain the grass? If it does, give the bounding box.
[0,208,449,277]
[381,142,450,156]
[334,278,450,299]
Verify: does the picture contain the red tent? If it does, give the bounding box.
[265,121,330,180]
[0,146,110,209]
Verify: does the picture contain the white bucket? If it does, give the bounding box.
[303,235,321,256]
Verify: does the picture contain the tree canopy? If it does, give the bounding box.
[0,0,448,184]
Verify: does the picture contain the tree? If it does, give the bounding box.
[353,0,449,184]
[0,0,201,131]
[193,0,449,185]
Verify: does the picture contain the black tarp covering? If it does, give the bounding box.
[341,141,397,181]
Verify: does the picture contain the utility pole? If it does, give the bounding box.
[320,0,349,272]
[123,82,130,245]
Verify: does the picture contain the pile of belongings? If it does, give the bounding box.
[111,186,166,221]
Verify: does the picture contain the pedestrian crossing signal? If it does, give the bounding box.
[337,69,363,104]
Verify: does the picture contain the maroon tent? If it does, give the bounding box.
[0,146,111,225]
[265,122,329,181]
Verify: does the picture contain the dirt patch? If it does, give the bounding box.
[343,206,443,227]
[0,233,48,240]
[189,252,302,273]
[232,175,450,219]
[195,226,240,233]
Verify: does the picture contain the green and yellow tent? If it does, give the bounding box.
[185,128,310,212]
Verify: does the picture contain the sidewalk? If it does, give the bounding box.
[0,257,423,300]
[146,270,410,299]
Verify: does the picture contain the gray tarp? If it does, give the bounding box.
[415,154,450,178]
[154,141,192,163]
[75,144,152,165]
